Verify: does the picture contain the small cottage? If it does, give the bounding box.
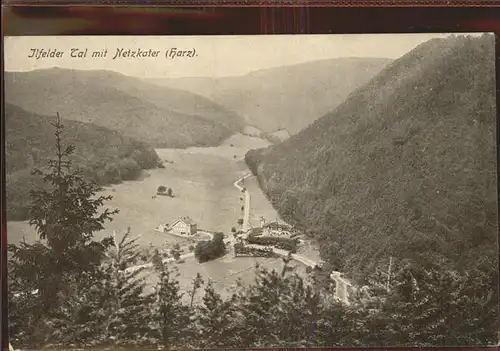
[156,223,170,233]
[170,216,197,236]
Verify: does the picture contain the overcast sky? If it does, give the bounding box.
[4,33,478,78]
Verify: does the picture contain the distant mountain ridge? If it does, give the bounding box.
[245,34,497,280]
[150,57,392,134]
[4,68,244,148]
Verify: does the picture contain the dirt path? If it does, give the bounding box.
[233,173,252,232]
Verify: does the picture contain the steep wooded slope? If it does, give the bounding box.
[247,34,497,279]
[6,103,160,220]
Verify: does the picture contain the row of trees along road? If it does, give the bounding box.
[7,115,498,349]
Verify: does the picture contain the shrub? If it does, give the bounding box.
[194,232,226,263]
[170,249,181,261]
[129,147,160,169]
[118,157,141,181]
[103,163,121,184]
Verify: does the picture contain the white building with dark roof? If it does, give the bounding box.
[170,216,197,236]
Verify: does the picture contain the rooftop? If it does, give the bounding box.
[263,221,292,229]
[179,216,195,225]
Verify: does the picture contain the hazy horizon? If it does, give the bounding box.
[5,56,394,80]
[3,33,476,79]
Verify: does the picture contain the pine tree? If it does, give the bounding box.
[277,274,322,347]
[40,270,109,348]
[28,113,117,268]
[360,255,499,347]
[8,114,118,347]
[233,267,282,346]
[315,299,366,347]
[233,262,321,347]
[189,273,204,308]
[7,241,53,347]
[197,280,239,348]
[151,259,192,348]
[101,228,155,347]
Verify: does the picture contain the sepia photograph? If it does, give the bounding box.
[3,33,499,349]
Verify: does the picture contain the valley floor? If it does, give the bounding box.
[6,132,318,301]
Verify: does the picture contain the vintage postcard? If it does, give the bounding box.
[3,34,499,349]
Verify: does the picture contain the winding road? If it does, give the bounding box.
[330,271,352,305]
[233,173,252,232]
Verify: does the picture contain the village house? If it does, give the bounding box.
[156,223,170,233]
[155,216,198,236]
[170,216,198,236]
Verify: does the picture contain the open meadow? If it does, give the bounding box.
[7,133,267,247]
[180,132,271,161]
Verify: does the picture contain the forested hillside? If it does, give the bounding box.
[246,34,497,282]
[152,57,391,134]
[6,103,160,220]
[5,68,242,148]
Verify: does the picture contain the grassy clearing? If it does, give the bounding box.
[175,132,271,162]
